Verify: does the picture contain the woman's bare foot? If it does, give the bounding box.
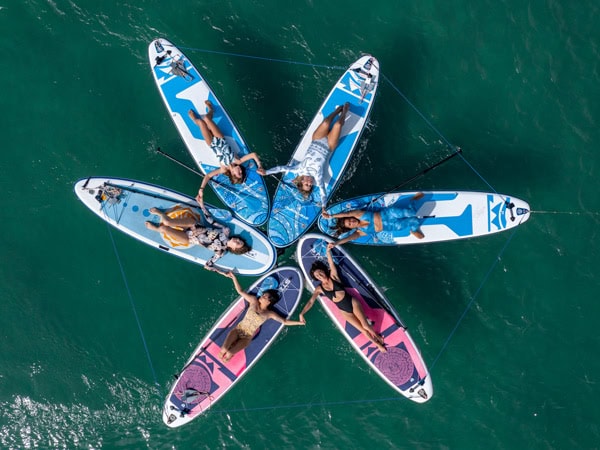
[149,207,168,222]
[339,102,350,125]
[412,192,424,201]
[368,329,384,345]
[187,109,200,121]
[411,230,425,239]
[375,341,387,353]
[205,100,214,119]
[145,221,159,231]
[341,102,350,115]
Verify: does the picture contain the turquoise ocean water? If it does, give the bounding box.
[1,1,599,448]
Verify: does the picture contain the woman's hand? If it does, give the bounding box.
[195,188,204,205]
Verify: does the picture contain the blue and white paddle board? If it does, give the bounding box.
[74,177,276,276]
[296,234,433,402]
[318,191,531,245]
[267,55,380,247]
[148,38,270,226]
[162,266,304,427]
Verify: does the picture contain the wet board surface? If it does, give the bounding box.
[74,177,276,276]
[162,266,304,427]
[149,38,269,226]
[296,233,433,402]
[318,191,531,245]
[267,55,380,247]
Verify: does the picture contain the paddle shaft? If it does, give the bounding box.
[157,147,204,178]
[156,147,267,198]
[370,147,463,205]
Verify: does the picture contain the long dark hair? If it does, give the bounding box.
[309,260,330,280]
[331,218,352,237]
[261,289,280,307]
[228,235,251,255]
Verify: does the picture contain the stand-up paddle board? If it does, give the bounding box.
[74,177,276,276]
[318,191,531,245]
[267,55,380,247]
[162,266,304,427]
[148,38,270,226]
[296,234,433,402]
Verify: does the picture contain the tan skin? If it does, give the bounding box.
[189,100,265,201]
[144,208,245,263]
[322,192,425,245]
[258,102,350,213]
[299,244,387,353]
[219,271,304,362]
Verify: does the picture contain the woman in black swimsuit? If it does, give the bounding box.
[299,244,386,353]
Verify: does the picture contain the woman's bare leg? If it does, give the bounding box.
[145,222,190,245]
[220,329,241,360]
[188,109,215,143]
[327,102,349,151]
[224,336,252,359]
[149,208,197,228]
[342,311,386,352]
[312,104,344,140]
[350,298,384,345]
[201,100,225,139]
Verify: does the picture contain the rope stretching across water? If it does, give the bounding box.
[125,44,520,411]
[106,223,162,396]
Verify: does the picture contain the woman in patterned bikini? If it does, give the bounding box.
[144,207,250,269]
[218,271,304,362]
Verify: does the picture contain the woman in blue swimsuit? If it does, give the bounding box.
[298,244,386,352]
[324,192,426,245]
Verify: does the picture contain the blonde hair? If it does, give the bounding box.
[293,176,313,199]
[225,165,247,185]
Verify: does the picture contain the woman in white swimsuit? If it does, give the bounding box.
[260,102,350,208]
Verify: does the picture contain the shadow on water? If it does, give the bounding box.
[321,32,538,368]
[177,29,532,371]
[441,116,558,199]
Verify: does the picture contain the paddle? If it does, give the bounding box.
[156,147,204,177]
[367,147,463,206]
[155,147,265,201]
